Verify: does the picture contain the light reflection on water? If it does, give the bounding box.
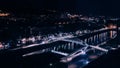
[68,59,89,68]
[68,64,77,68]
[67,50,105,68]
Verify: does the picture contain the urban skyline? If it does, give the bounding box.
[0,0,119,68]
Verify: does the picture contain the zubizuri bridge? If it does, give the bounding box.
[7,26,118,68]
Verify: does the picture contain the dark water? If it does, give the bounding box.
[23,52,67,68]
[0,51,67,68]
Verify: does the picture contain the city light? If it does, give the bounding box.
[0,13,10,16]
[0,9,119,68]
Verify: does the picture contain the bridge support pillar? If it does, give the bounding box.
[87,38,90,44]
[90,36,94,44]
[93,35,96,45]
[101,33,104,42]
[96,34,99,44]
[98,34,100,43]
[84,39,87,43]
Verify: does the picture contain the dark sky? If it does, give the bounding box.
[0,0,120,16]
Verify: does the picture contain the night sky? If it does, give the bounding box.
[0,0,120,16]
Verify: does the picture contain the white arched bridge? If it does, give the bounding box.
[21,27,118,64]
